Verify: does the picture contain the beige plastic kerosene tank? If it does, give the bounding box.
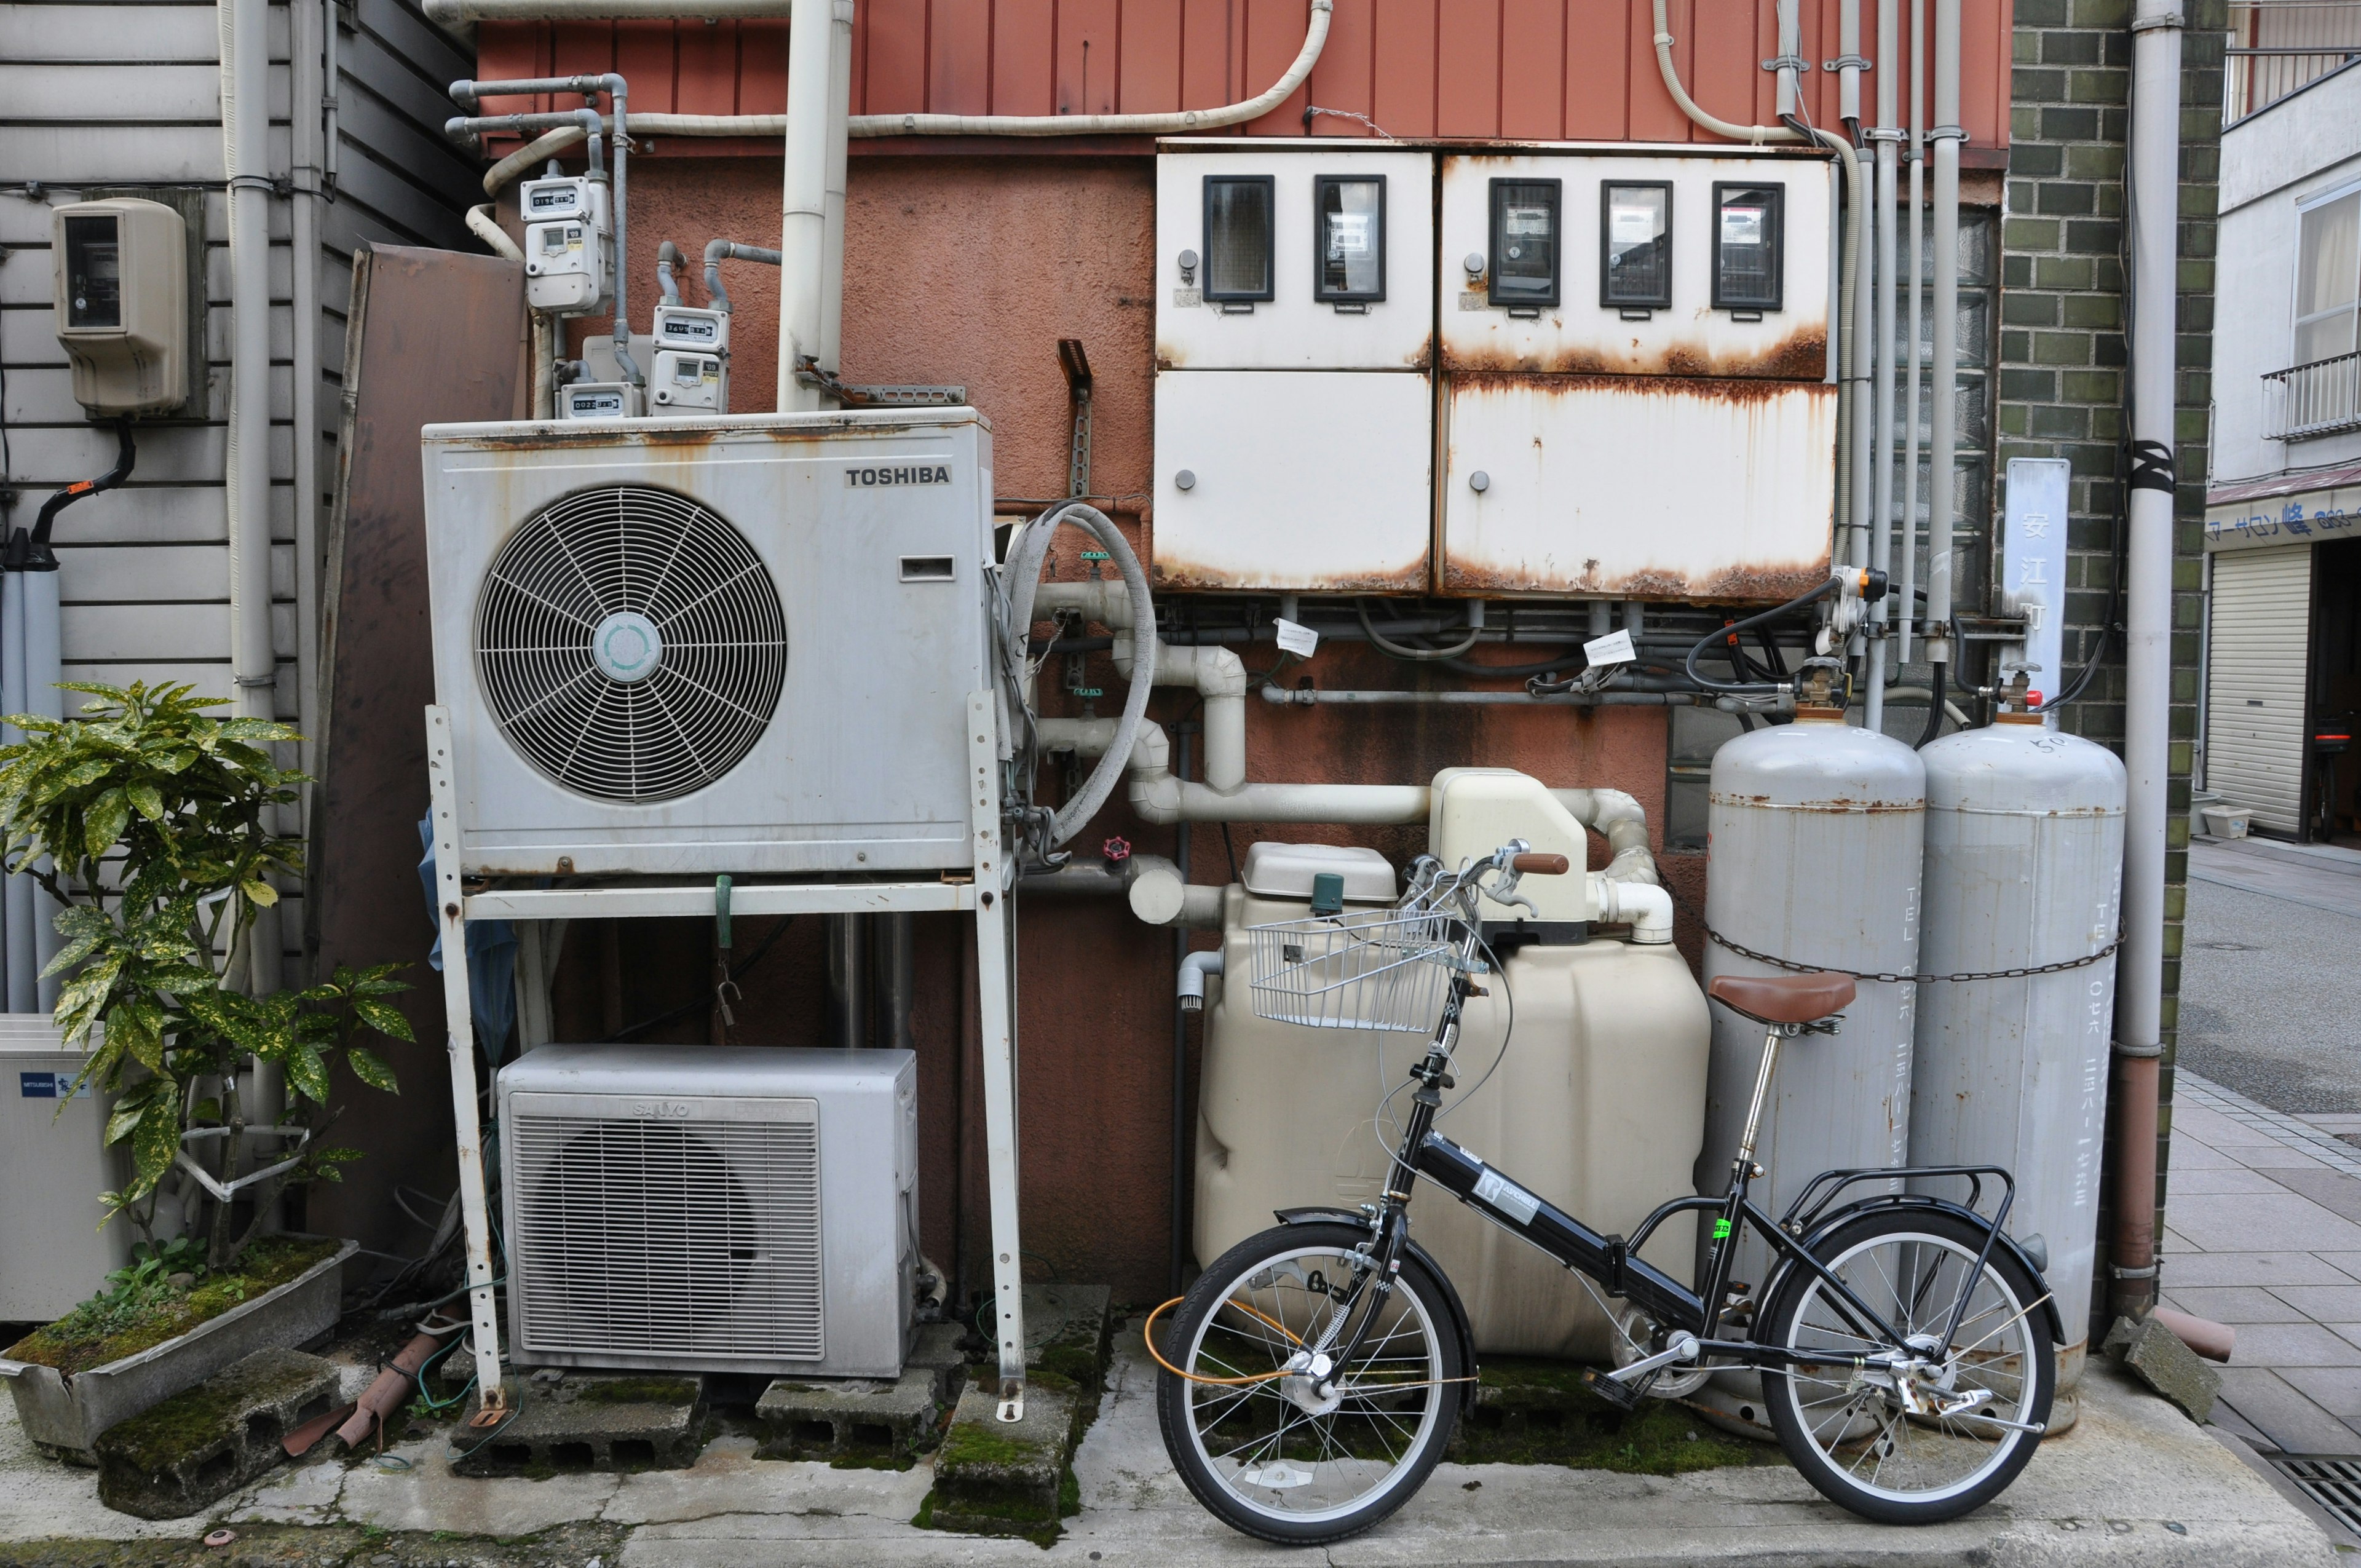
[1194,840,1710,1360]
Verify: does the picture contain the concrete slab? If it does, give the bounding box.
[2282,1366,2361,1419]
[2162,1286,2309,1324]
[2215,1367,2361,1456]
[2165,1138,2244,1170]
[448,1372,706,1477]
[2166,1251,2361,1288]
[753,1366,948,1462]
[2168,1166,2295,1194]
[2272,1285,2361,1320]
[2164,1194,2361,1253]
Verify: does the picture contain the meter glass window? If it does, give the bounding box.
[1203,176,1276,302]
[1488,179,1562,307]
[1313,175,1386,302]
[1600,182,1672,309]
[1712,183,1784,311]
[63,215,122,330]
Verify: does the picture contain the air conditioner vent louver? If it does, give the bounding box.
[510,1111,823,1360]
[475,485,788,803]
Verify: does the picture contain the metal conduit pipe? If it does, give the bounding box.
[778,0,834,409]
[1867,0,1902,734]
[1900,0,1928,662]
[2112,0,2185,1324]
[441,0,1331,140]
[1924,0,1961,676]
[705,240,781,315]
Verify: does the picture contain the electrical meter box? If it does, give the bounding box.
[1439,150,1833,379]
[559,380,644,419]
[521,175,613,315]
[1154,144,1434,370]
[50,197,188,414]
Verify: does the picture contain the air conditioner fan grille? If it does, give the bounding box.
[475,485,788,802]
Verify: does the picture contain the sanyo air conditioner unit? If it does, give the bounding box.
[497,1044,918,1376]
[419,410,995,877]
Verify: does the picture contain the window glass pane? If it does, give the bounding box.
[1603,184,1670,305]
[1714,184,1782,309]
[2298,192,2360,327]
[1206,178,1273,299]
[63,216,121,330]
[2296,309,2357,364]
[1490,181,1560,304]
[1318,178,1383,298]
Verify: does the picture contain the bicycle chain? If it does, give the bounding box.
[1704,924,2121,984]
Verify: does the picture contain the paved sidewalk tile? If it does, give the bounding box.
[2268,1166,2361,1223]
[2164,1286,2310,1323]
[2177,1104,2286,1147]
[2169,1139,2246,1170]
[2284,1366,2361,1418]
[2170,1252,2361,1288]
[2231,1323,2361,1368]
[2312,1253,2361,1281]
[2217,1368,2360,1453]
[2173,1166,2300,1195]
[2169,1194,2361,1253]
[2272,1286,2361,1320]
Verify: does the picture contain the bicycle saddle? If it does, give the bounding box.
[1709,972,1856,1025]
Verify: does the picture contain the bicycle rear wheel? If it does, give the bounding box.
[1758,1206,2052,1524]
[1155,1221,1462,1545]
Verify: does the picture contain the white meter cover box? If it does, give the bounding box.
[1240,841,1395,904]
[1442,374,1835,598]
[0,1023,130,1321]
[1153,369,1429,590]
[1155,145,1436,371]
[498,1044,918,1378]
[421,410,995,876]
[1439,149,1833,378]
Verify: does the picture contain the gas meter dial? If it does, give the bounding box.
[51,198,188,415]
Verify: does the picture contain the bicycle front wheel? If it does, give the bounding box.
[1759,1207,2054,1524]
[1154,1221,1462,1545]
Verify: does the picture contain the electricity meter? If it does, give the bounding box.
[558,380,643,419]
[1487,178,1561,311]
[1600,181,1671,314]
[650,352,726,415]
[1202,175,1275,307]
[1313,174,1385,307]
[1712,182,1784,315]
[520,172,612,315]
[51,198,188,414]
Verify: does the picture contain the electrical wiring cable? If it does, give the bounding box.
[1435,930,1514,1125]
[1357,598,1479,660]
[1684,577,1845,694]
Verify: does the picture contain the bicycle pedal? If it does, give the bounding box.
[1583,1368,1644,1412]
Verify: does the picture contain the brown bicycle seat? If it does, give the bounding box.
[1709,972,1857,1026]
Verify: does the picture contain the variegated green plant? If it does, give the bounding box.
[0,681,410,1264]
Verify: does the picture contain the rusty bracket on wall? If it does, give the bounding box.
[1058,338,1093,500]
[796,363,968,407]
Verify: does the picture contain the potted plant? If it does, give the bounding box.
[0,681,413,1459]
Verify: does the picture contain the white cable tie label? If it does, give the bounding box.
[1582,628,1637,667]
[1473,1167,1540,1225]
[1274,618,1320,659]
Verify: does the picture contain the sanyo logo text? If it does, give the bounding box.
[632,1099,694,1119]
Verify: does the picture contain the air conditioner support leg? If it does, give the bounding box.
[967,691,1027,1422]
[427,705,508,1418]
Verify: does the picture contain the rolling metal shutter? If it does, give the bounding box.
[2207,544,2314,834]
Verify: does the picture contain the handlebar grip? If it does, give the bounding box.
[1511,853,1571,875]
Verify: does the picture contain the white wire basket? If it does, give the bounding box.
[1244,908,1461,1032]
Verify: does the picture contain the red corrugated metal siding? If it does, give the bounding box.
[473,0,2011,154]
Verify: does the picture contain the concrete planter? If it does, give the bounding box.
[0,1237,354,1462]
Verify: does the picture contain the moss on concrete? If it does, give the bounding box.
[1450,1358,1767,1475]
[4,1237,340,1376]
[575,1377,698,1406]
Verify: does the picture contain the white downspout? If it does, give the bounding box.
[1867,0,1901,732]
[778,0,833,410]
[818,0,853,378]
[1900,0,1928,661]
[1924,0,1962,679]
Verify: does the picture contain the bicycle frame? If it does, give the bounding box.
[1313,859,2030,1384]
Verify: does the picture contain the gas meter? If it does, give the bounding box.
[651,303,729,416]
[1600,181,1672,315]
[1712,182,1784,317]
[558,380,644,420]
[520,172,612,314]
[51,198,188,414]
[1313,174,1386,308]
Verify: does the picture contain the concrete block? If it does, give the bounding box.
[2107,1313,2223,1423]
[449,1371,706,1477]
[906,1320,970,1406]
[928,1379,1080,1537]
[92,1348,338,1520]
[985,1283,1111,1391]
[754,1365,954,1463]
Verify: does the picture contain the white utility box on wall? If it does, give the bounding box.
[0,1021,129,1321]
[421,410,995,877]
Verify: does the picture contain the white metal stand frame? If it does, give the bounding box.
[424,693,1032,1424]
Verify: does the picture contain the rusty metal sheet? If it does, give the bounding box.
[1439,151,1834,379]
[1441,373,1835,598]
[305,243,526,1264]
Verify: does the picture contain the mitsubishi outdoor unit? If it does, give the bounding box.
[497,1045,919,1376]
[420,410,995,877]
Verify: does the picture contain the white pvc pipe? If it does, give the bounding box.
[483,125,585,196]
[1590,875,1674,943]
[466,203,524,261]
[1176,949,1224,1012]
[778,0,832,410]
[1900,0,1927,661]
[1925,0,1961,668]
[819,0,852,376]
[2,572,28,1010]
[1653,0,1803,144]
[428,0,783,15]
[1868,0,1900,733]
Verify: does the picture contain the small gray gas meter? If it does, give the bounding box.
[520,172,612,315]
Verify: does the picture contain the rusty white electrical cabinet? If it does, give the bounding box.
[1438,149,1838,598]
[1152,143,1434,590]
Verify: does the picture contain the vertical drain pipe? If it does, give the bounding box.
[1900,0,1928,662]
[817,0,853,384]
[1923,0,1961,699]
[2111,0,2185,1323]
[777,0,832,411]
[827,913,869,1048]
[1169,726,1195,1300]
[1867,0,1902,734]
[879,913,916,1053]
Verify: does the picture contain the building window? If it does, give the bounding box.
[2296,189,2361,366]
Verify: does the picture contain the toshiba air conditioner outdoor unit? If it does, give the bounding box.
[420,410,995,878]
[497,1044,919,1377]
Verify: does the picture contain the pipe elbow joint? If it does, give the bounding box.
[1177,949,1225,1013]
[1592,876,1674,944]
[1129,775,1182,826]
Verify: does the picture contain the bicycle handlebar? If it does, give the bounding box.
[1510,853,1570,875]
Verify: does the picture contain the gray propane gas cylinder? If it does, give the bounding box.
[1908,715,2125,1393]
[1699,708,1926,1291]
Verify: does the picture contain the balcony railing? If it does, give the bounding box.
[2226,1,2361,122]
[2264,351,2361,440]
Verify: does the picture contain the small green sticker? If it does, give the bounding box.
[1712,1219,1733,1239]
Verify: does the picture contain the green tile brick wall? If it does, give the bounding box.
[2001,0,2225,1332]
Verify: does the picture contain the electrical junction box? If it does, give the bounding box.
[1429,769,1596,928]
[522,173,612,315]
[498,1043,918,1377]
[50,197,188,414]
[421,408,995,877]
[558,379,645,419]
[0,1021,132,1321]
[1439,149,1833,378]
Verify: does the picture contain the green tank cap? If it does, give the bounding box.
[1310,871,1345,917]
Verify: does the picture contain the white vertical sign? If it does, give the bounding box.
[2003,457,2071,721]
